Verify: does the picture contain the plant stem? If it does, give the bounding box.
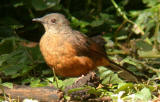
[110,0,144,35]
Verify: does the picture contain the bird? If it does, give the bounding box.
[32,13,139,82]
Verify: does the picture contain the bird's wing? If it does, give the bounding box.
[67,31,140,82]
[68,30,107,57]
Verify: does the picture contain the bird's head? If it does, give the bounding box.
[32,13,70,31]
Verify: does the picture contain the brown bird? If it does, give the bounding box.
[32,13,139,82]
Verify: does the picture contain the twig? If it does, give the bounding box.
[0,85,7,101]
[110,0,144,35]
[114,20,127,44]
[153,8,160,49]
[138,61,160,72]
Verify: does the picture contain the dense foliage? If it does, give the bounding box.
[0,0,160,101]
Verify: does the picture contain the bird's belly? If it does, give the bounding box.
[41,47,96,77]
[40,35,96,77]
[54,55,96,77]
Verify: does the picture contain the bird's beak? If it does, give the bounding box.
[32,18,42,22]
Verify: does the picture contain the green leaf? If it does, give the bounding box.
[116,35,127,40]
[71,17,87,27]
[63,78,77,88]
[1,17,24,29]
[30,78,48,87]
[1,64,33,78]
[13,1,24,7]
[135,40,152,51]
[100,70,113,79]
[134,87,151,102]
[138,48,160,58]
[71,16,89,33]
[98,66,124,84]
[52,79,64,89]
[46,77,54,82]
[87,86,101,96]
[116,83,134,93]
[67,87,86,95]
[0,38,15,55]
[122,56,142,69]
[32,0,59,11]
[28,45,44,61]
[2,82,13,88]
[0,26,14,38]
[0,39,39,79]
[30,78,41,87]
[143,0,160,7]
[0,54,9,66]
[90,20,104,27]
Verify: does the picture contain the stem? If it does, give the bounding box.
[154,8,160,49]
[110,0,144,35]
[114,20,127,44]
[53,67,59,89]
[140,62,160,72]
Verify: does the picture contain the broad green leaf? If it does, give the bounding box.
[143,0,160,7]
[13,2,24,7]
[91,20,104,27]
[98,66,108,73]
[116,83,134,93]
[32,0,59,11]
[71,16,89,33]
[0,26,14,38]
[87,86,101,96]
[67,87,86,95]
[1,17,23,29]
[52,79,64,89]
[122,56,142,69]
[30,79,40,87]
[2,82,13,88]
[42,69,53,75]
[46,77,54,82]
[0,38,15,55]
[0,38,40,79]
[1,65,26,77]
[28,45,44,61]
[0,54,9,66]
[30,78,48,87]
[63,78,77,87]
[135,40,152,51]
[134,87,151,102]
[116,35,127,40]
[98,66,123,84]
[138,48,160,58]
[99,70,113,80]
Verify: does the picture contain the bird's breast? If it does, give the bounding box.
[39,33,77,66]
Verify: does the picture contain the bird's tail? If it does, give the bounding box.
[106,59,140,83]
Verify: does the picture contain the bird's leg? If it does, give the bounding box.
[53,67,59,88]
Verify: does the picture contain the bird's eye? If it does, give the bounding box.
[51,18,56,23]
